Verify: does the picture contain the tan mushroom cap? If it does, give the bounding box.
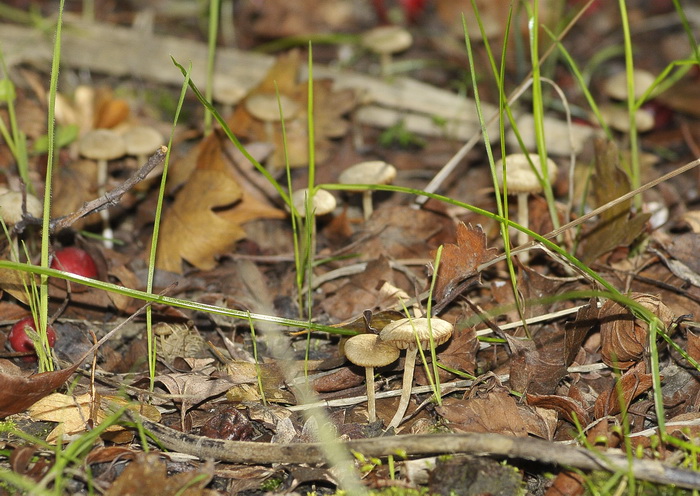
[122,126,164,157]
[379,317,453,350]
[603,69,656,101]
[245,93,301,122]
[361,26,413,55]
[0,191,43,224]
[599,104,655,133]
[344,334,400,368]
[291,188,337,217]
[495,154,558,194]
[338,161,397,186]
[79,129,127,161]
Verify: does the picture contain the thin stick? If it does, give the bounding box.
[124,409,700,489]
[14,146,167,234]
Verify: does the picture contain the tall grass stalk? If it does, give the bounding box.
[145,63,192,391]
[204,0,220,135]
[247,313,267,406]
[274,81,303,316]
[426,245,443,405]
[524,0,559,232]
[36,0,66,372]
[465,3,529,336]
[304,44,317,320]
[302,45,318,378]
[618,0,641,210]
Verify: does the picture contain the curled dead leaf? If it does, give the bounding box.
[593,362,655,419]
[430,222,498,307]
[600,293,674,369]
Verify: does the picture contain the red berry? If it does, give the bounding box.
[399,0,427,23]
[50,247,98,279]
[9,317,57,361]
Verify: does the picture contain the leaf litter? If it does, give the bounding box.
[1,1,700,495]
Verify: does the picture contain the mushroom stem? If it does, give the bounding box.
[362,191,374,221]
[387,347,417,430]
[96,158,114,249]
[380,53,392,78]
[365,366,377,423]
[516,192,529,262]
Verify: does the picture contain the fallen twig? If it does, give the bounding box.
[15,146,167,234]
[124,410,700,490]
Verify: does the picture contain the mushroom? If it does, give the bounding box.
[379,317,453,430]
[495,153,558,253]
[361,25,413,78]
[0,191,43,226]
[244,93,301,144]
[290,188,336,257]
[338,160,397,220]
[78,129,127,248]
[0,190,43,261]
[344,333,400,423]
[603,69,655,101]
[598,104,655,133]
[123,125,164,166]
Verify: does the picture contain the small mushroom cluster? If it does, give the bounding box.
[599,68,657,133]
[78,127,164,247]
[344,315,453,429]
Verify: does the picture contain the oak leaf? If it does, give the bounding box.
[430,222,497,306]
[156,169,245,273]
[579,139,650,264]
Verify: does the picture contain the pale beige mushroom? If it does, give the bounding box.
[291,188,336,218]
[0,190,43,260]
[603,69,655,101]
[0,191,43,226]
[344,333,400,423]
[380,317,453,430]
[79,129,127,247]
[495,153,558,251]
[361,25,413,77]
[599,104,655,133]
[123,125,164,166]
[291,188,336,258]
[338,160,397,220]
[245,93,301,144]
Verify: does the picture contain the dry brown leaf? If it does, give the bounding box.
[688,329,700,365]
[430,222,498,307]
[437,389,529,437]
[241,0,358,39]
[564,299,599,367]
[105,453,214,496]
[228,51,354,169]
[156,169,245,273]
[319,256,396,321]
[28,393,160,443]
[0,360,81,418]
[157,324,208,363]
[594,362,654,419]
[600,293,674,369]
[526,393,591,427]
[415,327,479,384]
[153,367,247,414]
[579,139,650,264]
[225,361,294,404]
[506,328,566,394]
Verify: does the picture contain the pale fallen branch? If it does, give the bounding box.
[125,409,700,490]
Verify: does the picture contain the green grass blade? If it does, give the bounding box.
[204,0,220,135]
[171,58,290,205]
[145,62,192,390]
[37,0,66,372]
